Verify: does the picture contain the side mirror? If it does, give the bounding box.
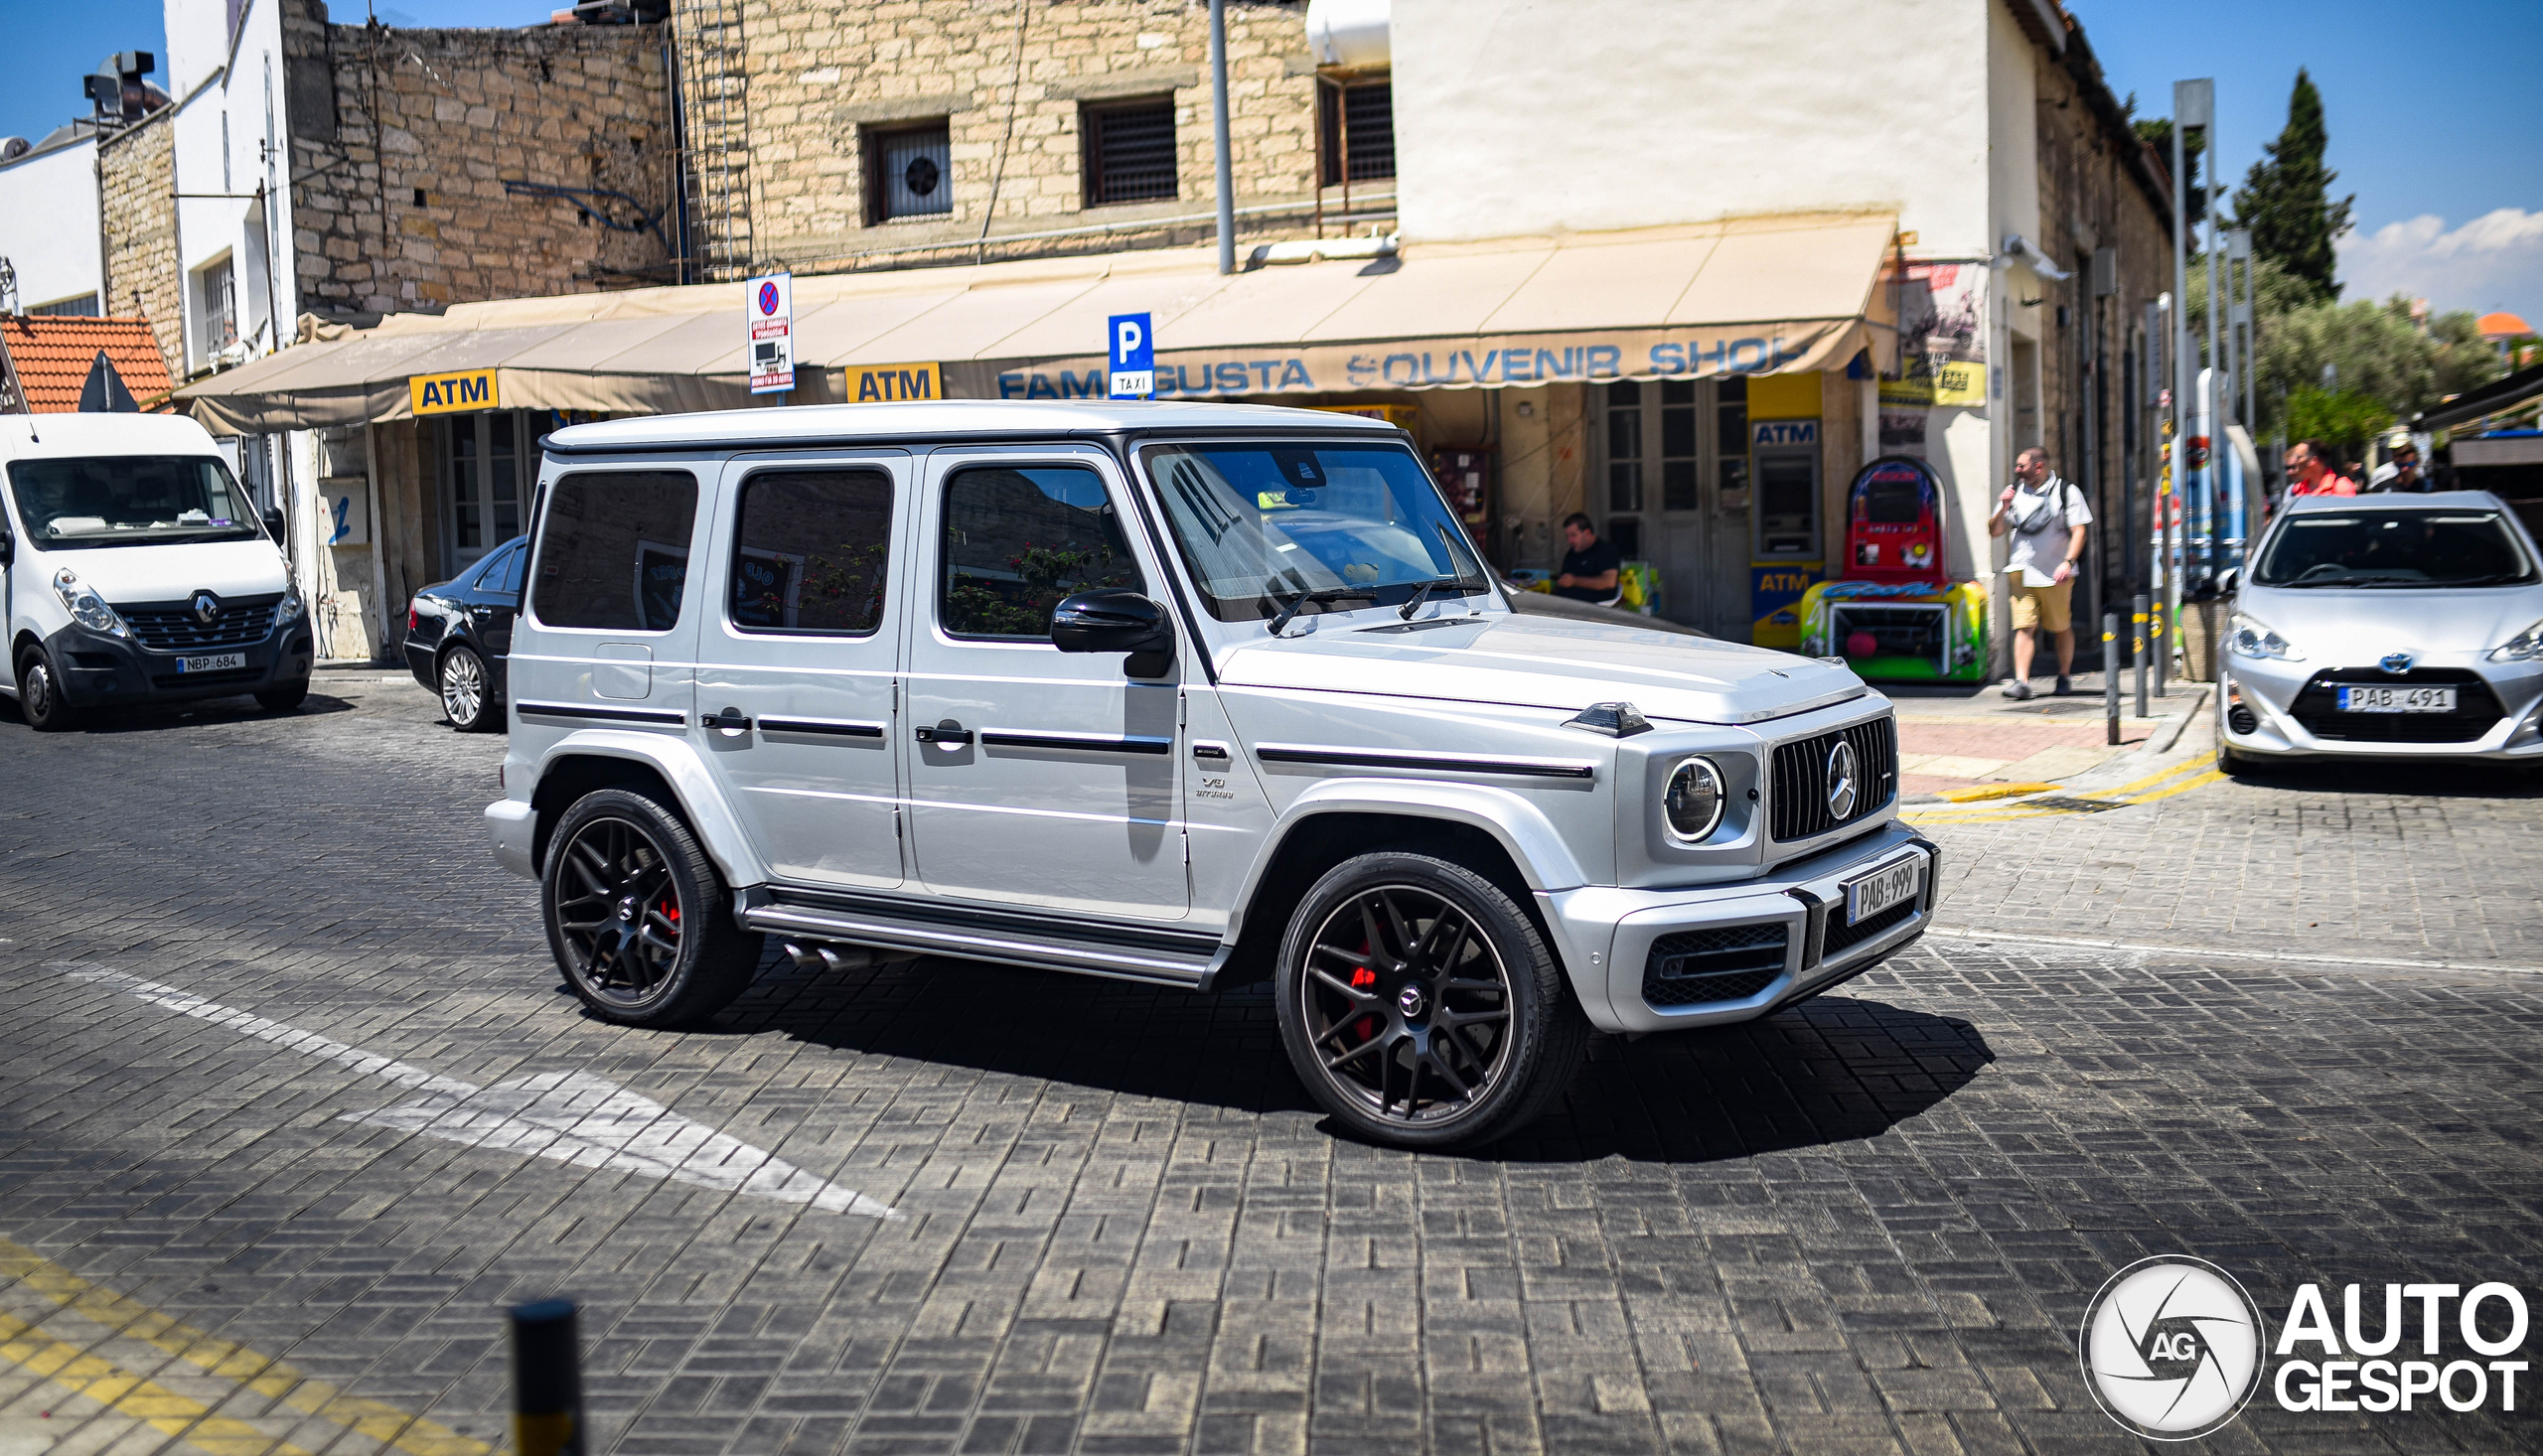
[1051,589,1175,676]
[262,507,287,542]
[0,525,12,567]
[2215,566,2240,597]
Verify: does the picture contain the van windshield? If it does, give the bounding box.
[7,456,263,549]
[2253,510,2537,588]
[1138,441,1488,623]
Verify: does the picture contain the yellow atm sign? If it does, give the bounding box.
[843,362,941,402]
[410,368,498,416]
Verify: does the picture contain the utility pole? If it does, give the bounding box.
[2169,78,2212,686]
[1210,0,1235,276]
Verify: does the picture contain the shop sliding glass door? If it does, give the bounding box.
[440,411,527,574]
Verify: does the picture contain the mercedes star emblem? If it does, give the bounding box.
[1825,740,1860,820]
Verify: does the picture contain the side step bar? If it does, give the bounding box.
[734,890,1229,990]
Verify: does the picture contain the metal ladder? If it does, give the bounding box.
[672,0,755,281]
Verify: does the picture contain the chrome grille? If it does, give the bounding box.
[1768,716,1897,842]
[123,597,280,652]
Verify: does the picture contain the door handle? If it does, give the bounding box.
[914,723,973,746]
[700,707,753,732]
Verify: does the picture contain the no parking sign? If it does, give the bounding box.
[747,271,795,394]
[1109,313,1153,399]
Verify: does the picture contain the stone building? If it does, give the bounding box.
[186,0,2176,670]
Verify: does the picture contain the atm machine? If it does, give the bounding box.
[1798,455,1989,681]
[1746,419,1824,647]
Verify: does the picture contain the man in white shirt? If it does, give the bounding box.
[1988,448,2092,699]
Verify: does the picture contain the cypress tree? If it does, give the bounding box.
[2234,70,2354,304]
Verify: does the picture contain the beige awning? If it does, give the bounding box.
[177,211,1898,433]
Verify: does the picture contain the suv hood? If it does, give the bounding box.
[1218,612,1867,725]
[43,538,289,604]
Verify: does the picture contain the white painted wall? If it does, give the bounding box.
[1389,0,1996,256]
[0,135,103,312]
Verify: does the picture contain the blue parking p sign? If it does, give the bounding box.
[1109,313,1154,399]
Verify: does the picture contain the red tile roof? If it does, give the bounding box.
[0,316,177,413]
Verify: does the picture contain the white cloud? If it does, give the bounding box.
[2335,209,2543,323]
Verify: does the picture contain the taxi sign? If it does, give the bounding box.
[1109,313,1153,399]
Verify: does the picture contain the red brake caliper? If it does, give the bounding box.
[659,900,680,939]
[1349,965,1378,1045]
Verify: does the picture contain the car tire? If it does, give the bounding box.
[255,681,310,712]
[439,646,495,731]
[16,648,82,732]
[541,788,760,1028]
[1274,850,1587,1149]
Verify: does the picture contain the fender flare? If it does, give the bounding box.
[534,730,768,888]
[1236,777,1593,910]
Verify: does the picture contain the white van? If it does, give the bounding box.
[1,413,311,730]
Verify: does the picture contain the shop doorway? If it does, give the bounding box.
[1591,378,1752,638]
[437,410,530,575]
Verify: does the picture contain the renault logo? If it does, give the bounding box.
[191,591,222,626]
[1825,740,1859,820]
[2380,652,2413,674]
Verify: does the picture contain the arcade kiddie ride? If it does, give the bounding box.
[1797,456,1989,682]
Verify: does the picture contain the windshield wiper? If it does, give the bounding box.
[1397,575,1474,620]
[1268,585,1380,636]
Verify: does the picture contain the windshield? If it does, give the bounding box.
[6,456,262,549]
[1139,442,1489,623]
[2253,510,2537,588]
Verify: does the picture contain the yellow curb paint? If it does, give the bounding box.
[1935,782,2057,802]
[0,1237,491,1456]
[2119,768,2228,804]
[0,1311,321,1456]
[2102,751,2221,798]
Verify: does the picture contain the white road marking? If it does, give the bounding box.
[65,968,899,1220]
[1918,927,2543,976]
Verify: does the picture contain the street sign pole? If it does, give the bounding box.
[1109,313,1154,400]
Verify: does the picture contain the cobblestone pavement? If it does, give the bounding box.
[2,677,2538,1455]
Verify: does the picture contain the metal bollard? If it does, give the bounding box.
[2132,593,2151,720]
[2103,611,2121,746]
[511,1299,583,1456]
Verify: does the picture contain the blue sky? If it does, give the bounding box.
[10,0,2540,323]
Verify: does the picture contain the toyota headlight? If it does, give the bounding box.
[2489,618,2543,662]
[1662,757,1726,844]
[51,568,130,639]
[275,587,307,627]
[2227,614,2302,661]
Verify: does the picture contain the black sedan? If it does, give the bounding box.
[404,536,524,731]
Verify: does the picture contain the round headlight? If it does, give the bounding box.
[1663,757,1725,843]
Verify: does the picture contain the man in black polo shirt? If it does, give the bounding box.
[1553,512,1621,603]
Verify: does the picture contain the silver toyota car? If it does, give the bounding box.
[2218,490,2543,773]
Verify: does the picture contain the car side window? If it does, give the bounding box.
[727,469,893,636]
[496,539,528,596]
[530,471,697,632]
[939,465,1144,642]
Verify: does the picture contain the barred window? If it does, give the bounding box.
[1083,98,1178,206]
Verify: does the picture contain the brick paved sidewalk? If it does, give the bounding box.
[1884,671,2201,798]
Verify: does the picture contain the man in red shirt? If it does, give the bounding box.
[2284,439,2358,498]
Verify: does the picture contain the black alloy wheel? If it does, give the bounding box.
[1275,851,1586,1148]
[16,648,81,732]
[541,789,758,1027]
[439,645,493,731]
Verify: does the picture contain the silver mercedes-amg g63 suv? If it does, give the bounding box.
[487,401,1935,1147]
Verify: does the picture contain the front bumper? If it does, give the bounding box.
[2219,654,2543,761]
[46,620,313,708]
[1541,820,1937,1035]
